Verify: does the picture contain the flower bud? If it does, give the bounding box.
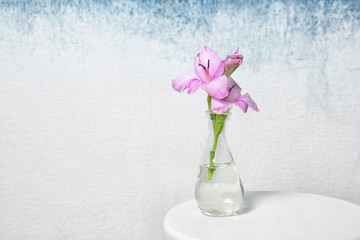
[223,49,243,77]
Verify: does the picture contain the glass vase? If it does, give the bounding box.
[195,111,244,217]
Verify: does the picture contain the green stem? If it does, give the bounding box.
[207,95,215,180]
[207,95,212,112]
[207,132,219,180]
[206,95,226,180]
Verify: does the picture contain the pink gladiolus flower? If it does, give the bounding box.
[172,46,229,99]
[211,77,259,114]
[224,48,244,76]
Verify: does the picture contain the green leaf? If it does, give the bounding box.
[225,66,239,77]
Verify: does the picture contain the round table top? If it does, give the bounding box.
[163,191,360,240]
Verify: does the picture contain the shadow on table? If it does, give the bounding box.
[235,191,281,215]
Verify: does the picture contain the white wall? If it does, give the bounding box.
[0,1,360,239]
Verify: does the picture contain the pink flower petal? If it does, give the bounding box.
[204,75,229,99]
[172,71,199,92]
[194,55,208,83]
[211,97,234,114]
[187,79,201,94]
[227,85,242,102]
[226,77,242,102]
[236,101,249,113]
[198,46,221,79]
[227,77,238,88]
[236,93,260,112]
[212,60,225,79]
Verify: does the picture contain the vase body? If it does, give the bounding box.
[195,111,244,216]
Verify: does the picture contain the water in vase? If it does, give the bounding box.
[195,162,244,216]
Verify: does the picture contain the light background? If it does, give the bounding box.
[0,0,359,239]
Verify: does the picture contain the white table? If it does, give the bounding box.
[163,191,360,240]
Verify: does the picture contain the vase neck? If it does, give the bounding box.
[206,111,231,136]
[200,111,233,166]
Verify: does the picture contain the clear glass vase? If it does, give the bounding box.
[195,111,244,217]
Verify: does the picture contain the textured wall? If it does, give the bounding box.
[0,1,360,239]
